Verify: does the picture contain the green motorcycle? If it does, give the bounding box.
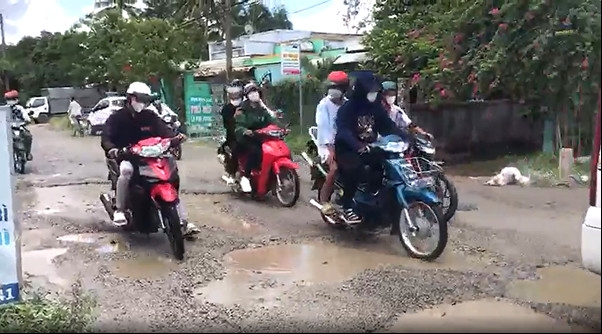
[11,122,28,174]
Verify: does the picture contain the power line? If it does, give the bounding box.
[291,0,331,15]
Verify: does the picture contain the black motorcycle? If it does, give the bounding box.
[11,122,28,174]
[162,114,183,160]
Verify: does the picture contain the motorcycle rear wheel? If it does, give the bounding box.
[398,201,447,261]
[13,151,26,174]
[161,204,185,260]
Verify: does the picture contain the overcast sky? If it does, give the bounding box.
[1,0,373,44]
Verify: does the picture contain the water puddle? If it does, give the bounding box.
[380,299,594,333]
[507,265,601,308]
[183,195,259,233]
[56,233,129,254]
[195,242,483,307]
[112,256,178,280]
[22,248,69,287]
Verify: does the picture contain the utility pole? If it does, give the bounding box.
[223,0,233,82]
[0,13,9,90]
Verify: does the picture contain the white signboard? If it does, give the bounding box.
[0,106,20,305]
[280,43,301,75]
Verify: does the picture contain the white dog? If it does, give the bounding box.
[485,167,530,186]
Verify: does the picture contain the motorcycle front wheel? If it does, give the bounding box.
[275,167,300,207]
[160,204,185,260]
[398,201,447,261]
[435,174,458,222]
[172,145,182,160]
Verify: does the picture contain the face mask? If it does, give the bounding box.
[367,92,378,103]
[327,89,343,100]
[385,96,396,105]
[231,99,242,106]
[247,92,260,102]
[131,101,146,112]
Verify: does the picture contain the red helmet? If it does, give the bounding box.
[326,71,349,91]
[3,90,19,99]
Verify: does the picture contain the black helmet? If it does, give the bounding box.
[227,79,244,97]
[243,82,260,96]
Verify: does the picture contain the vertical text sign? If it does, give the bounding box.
[0,106,20,305]
[280,43,301,75]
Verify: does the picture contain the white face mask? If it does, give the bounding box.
[131,101,146,112]
[247,92,260,102]
[367,92,378,103]
[327,89,343,100]
[230,99,242,106]
[385,96,396,105]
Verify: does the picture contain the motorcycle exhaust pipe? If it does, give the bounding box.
[99,193,115,220]
[309,198,324,211]
[301,152,328,176]
[300,152,314,167]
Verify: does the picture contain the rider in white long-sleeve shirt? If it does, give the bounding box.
[315,71,349,212]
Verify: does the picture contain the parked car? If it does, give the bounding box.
[24,87,103,123]
[581,96,601,275]
[86,96,126,135]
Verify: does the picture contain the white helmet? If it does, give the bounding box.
[126,82,153,112]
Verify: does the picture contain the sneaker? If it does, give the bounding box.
[240,176,252,193]
[320,203,336,216]
[343,209,361,224]
[112,210,127,226]
[222,173,235,185]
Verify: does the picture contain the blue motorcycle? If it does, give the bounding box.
[304,135,448,261]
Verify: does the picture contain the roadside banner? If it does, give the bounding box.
[0,106,21,305]
[280,43,301,75]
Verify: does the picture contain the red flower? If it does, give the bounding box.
[439,89,447,97]
[453,33,464,44]
[582,58,590,70]
[498,23,508,31]
[489,8,500,15]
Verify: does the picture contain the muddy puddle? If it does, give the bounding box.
[380,298,594,333]
[182,194,259,233]
[57,233,130,254]
[31,186,98,216]
[507,265,601,308]
[195,241,485,307]
[113,256,179,280]
[22,248,69,288]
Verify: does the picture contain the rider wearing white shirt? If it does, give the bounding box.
[315,71,349,211]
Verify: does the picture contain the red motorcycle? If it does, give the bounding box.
[220,124,300,207]
[100,137,186,260]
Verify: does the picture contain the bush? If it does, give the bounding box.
[0,280,96,333]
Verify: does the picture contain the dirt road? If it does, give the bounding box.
[15,125,601,332]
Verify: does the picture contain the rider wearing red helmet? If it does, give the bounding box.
[315,71,349,213]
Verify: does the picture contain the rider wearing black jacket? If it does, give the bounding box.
[219,79,245,181]
[101,82,180,226]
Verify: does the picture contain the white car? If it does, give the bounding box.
[581,110,601,275]
[87,96,126,135]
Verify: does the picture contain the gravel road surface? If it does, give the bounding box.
[14,125,601,332]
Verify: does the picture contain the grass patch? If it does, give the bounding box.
[285,130,309,155]
[0,280,96,333]
[513,152,590,187]
[48,115,71,131]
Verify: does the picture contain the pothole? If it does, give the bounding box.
[507,265,601,308]
[22,248,69,288]
[380,298,594,333]
[112,255,179,280]
[195,241,486,307]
